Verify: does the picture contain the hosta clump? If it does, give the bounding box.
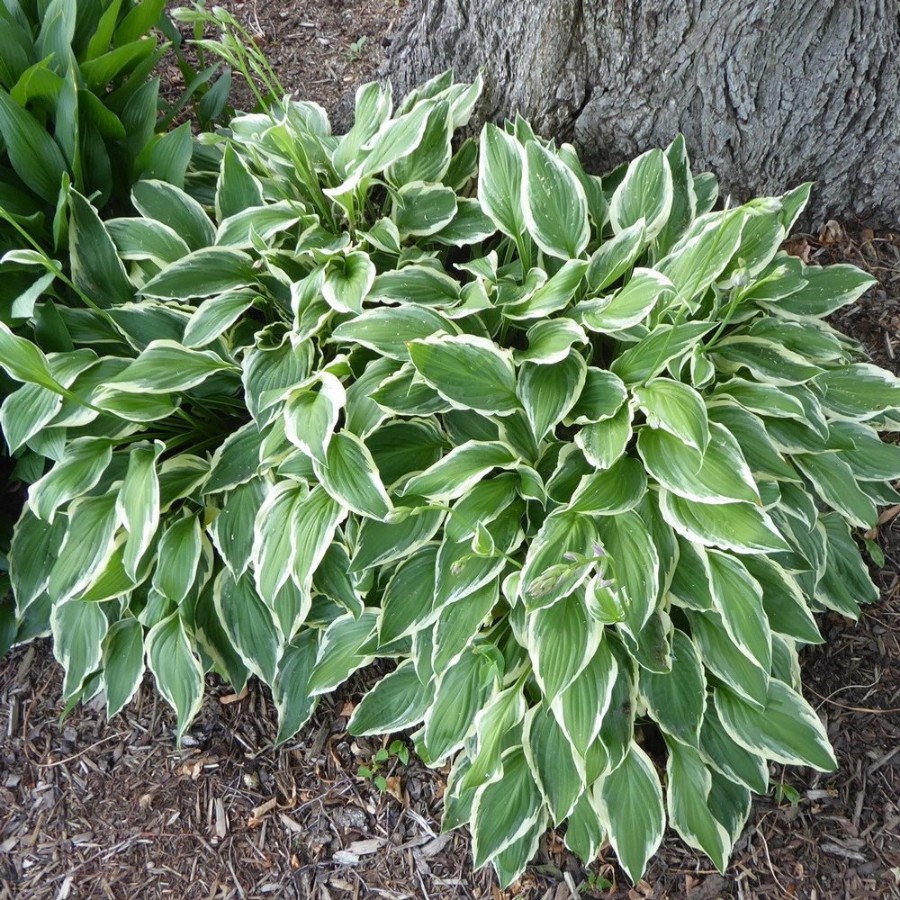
[2,72,900,886]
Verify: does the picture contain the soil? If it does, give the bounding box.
[2,3,900,899]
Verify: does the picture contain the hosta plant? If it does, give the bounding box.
[2,72,899,887]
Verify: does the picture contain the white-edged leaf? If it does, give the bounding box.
[608,148,673,240]
[715,680,837,771]
[633,378,709,453]
[409,334,519,415]
[283,372,345,464]
[146,612,204,742]
[522,139,590,259]
[313,431,393,520]
[595,742,665,883]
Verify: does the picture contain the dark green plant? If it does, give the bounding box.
[1,73,899,887]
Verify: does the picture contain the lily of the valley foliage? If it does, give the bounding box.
[2,73,899,885]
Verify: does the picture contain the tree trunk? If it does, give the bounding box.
[388,1,900,229]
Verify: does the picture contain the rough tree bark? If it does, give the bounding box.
[388,1,900,228]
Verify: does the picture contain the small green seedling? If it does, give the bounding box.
[358,739,410,792]
[347,36,368,61]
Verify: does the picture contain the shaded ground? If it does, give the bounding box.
[2,3,900,898]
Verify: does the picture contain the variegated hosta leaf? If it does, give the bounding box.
[4,69,892,889]
[595,742,665,884]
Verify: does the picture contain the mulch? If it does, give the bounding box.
[2,3,900,898]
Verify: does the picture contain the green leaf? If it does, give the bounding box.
[106,340,236,393]
[595,742,665,883]
[478,123,525,240]
[146,612,204,742]
[502,259,588,321]
[640,629,706,747]
[638,424,758,504]
[138,121,193,186]
[30,437,112,523]
[388,96,455,184]
[551,639,618,758]
[704,549,772,672]
[567,368,628,425]
[9,508,65,613]
[519,511,596,609]
[471,746,542,868]
[131,180,215,251]
[50,598,108,700]
[659,490,789,554]
[791,453,876,528]
[528,590,601,701]
[492,810,544,889]
[633,378,709,453]
[458,679,527,790]
[665,740,733,872]
[69,189,136,306]
[715,680,837,771]
[586,220,648,293]
[378,544,438,645]
[0,321,66,392]
[432,197,497,246]
[203,422,262,495]
[183,291,256,348]
[518,351,586,441]
[421,646,498,764]
[80,37,157,90]
[581,268,674,332]
[688,610,769,709]
[331,306,455,361]
[565,455,647,516]
[47,492,119,603]
[761,264,876,319]
[522,139,590,259]
[432,580,500,674]
[215,143,263,220]
[515,319,588,366]
[393,181,457,237]
[812,364,900,420]
[523,704,583,824]
[284,372,345,464]
[313,431,392,520]
[214,572,281,685]
[103,618,146,718]
[657,208,747,305]
[742,557,821,645]
[816,512,879,615]
[105,217,191,265]
[152,514,202,604]
[358,100,433,178]
[0,90,67,204]
[409,334,519,415]
[608,148,673,240]
[273,630,319,745]
[322,251,376,315]
[611,321,715,384]
[368,264,460,307]
[712,336,824,386]
[699,705,769,794]
[352,508,443,572]
[307,610,378,695]
[250,480,303,606]
[349,663,433,736]
[292,485,347,588]
[575,402,633,469]
[403,440,518,502]
[598,510,659,635]
[140,247,256,300]
[564,791,605,863]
